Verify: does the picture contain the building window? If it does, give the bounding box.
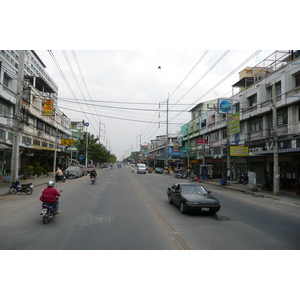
[295,73,300,87]
[222,129,227,139]
[266,86,272,100]
[250,117,262,131]
[0,104,8,117]
[248,93,257,107]
[45,124,51,134]
[3,74,11,88]
[36,120,43,130]
[0,129,5,138]
[278,140,291,149]
[278,109,288,125]
[275,81,281,96]
[8,132,13,140]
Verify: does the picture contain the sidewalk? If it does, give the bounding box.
[201,179,300,206]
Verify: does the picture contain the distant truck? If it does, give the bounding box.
[137,163,147,174]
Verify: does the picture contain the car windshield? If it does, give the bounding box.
[181,185,208,195]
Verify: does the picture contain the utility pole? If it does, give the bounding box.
[11,50,25,183]
[85,124,89,168]
[52,126,58,178]
[272,84,279,196]
[164,95,169,168]
[226,107,231,185]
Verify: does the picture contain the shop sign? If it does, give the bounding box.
[230,146,249,156]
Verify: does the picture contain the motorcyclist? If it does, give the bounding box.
[55,167,63,182]
[40,181,60,214]
[90,169,97,179]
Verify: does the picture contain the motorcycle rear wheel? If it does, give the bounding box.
[43,216,48,224]
[25,187,33,195]
[9,188,18,194]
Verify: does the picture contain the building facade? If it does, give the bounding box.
[180,50,300,189]
[0,50,72,179]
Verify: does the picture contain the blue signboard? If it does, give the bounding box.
[78,155,85,161]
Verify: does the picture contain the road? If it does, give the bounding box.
[0,166,299,250]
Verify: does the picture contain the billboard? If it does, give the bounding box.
[43,99,54,116]
[229,113,240,134]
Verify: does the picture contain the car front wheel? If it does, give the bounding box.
[180,201,188,214]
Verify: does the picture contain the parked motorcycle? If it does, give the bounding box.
[189,175,201,182]
[174,172,187,179]
[238,174,248,185]
[40,192,62,224]
[9,180,33,195]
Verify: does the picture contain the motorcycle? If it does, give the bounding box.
[189,175,201,182]
[55,174,66,183]
[174,172,187,179]
[90,176,96,184]
[41,192,62,224]
[9,180,33,195]
[238,174,248,185]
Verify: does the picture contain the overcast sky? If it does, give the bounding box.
[36,50,275,160]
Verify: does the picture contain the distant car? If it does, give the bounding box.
[101,163,109,168]
[167,183,221,214]
[87,164,96,173]
[65,166,82,178]
[137,163,147,174]
[155,167,163,174]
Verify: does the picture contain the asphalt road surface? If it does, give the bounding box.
[0,166,299,250]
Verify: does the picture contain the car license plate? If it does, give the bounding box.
[201,207,209,211]
[41,208,47,214]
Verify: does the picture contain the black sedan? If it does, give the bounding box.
[167,183,221,214]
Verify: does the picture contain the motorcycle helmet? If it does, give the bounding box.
[47,180,55,187]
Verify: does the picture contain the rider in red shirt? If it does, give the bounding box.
[40,181,60,213]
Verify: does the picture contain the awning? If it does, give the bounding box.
[0,144,11,150]
[33,145,61,152]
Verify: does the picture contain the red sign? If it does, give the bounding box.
[197,139,208,144]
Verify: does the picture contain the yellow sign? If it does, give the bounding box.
[43,99,54,116]
[230,146,249,156]
[61,139,74,146]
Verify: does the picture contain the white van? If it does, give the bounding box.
[137,163,147,174]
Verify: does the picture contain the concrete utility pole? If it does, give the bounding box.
[11,50,25,183]
[272,84,279,196]
[164,95,169,168]
[226,107,231,185]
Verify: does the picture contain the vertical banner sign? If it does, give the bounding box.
[43,99,54,116]
[229,113,240,134]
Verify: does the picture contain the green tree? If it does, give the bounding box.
[76,133,116,164]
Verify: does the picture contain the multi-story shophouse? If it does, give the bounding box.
[0,50,72,179]
[181,98,218,177]
[147,133,183,168]
[182,50,300,190]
